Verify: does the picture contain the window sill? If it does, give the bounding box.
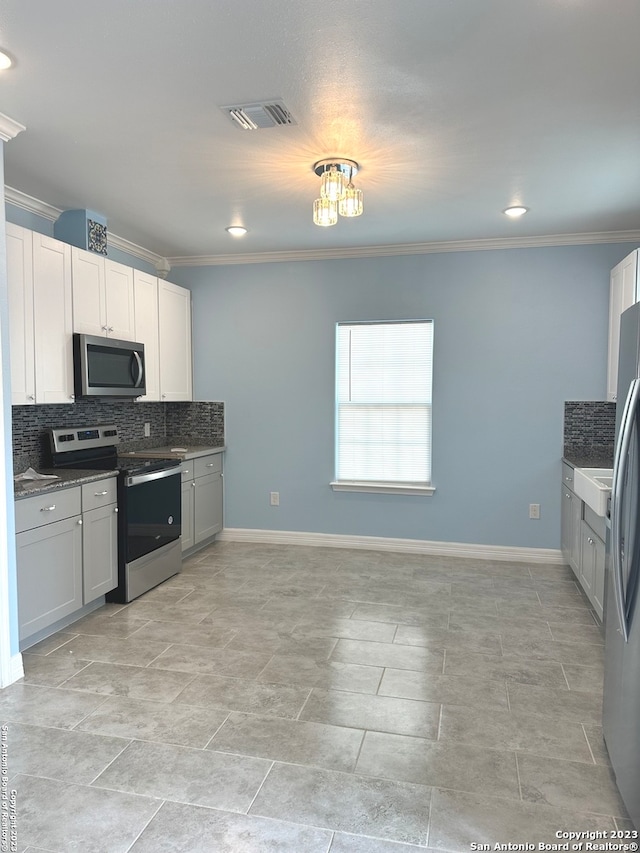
[330,481,436,496]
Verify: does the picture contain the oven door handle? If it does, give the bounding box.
[126,467,181,487]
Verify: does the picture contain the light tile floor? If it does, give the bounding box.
[2,542,631,852]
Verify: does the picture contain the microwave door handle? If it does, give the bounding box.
[132,351,144,388]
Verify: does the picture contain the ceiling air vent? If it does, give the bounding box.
[222,100,297,130]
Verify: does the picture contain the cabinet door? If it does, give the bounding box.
[561,486,574,565]
[72,246,106,336]
[133,270,160,401]
[33,234,74,404]
[593,535,605,621]
[181,479,195,552]
[17,515,83,641]
[569,490,582,577]
[104,259,135,340]
[6,223,35,404]
[83,503,118,602]
[580,520,596,596]
[158,280,193,401]
[194,472,223,544]
[608,250,639,402]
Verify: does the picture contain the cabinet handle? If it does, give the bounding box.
[27,394,35,401]
[565,492,571,499]
[588,536,595,546]
[564,476,572,482]
[77,518,83,525]
[102,325,108,331]
[183,469,190,475]
[40,505,56,512]
[108,326,114,332]
[206,463,215,467]
[192,482,196,487]
[114,507,118,513]
[94,490,109,496]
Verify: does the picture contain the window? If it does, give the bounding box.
[332,319,434,495]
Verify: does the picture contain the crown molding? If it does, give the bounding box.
[4,186,166,268]
[0,113,25,143]
[168,229,640,267]
[5,185,639,268]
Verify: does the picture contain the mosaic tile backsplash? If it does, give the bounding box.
[563,400,615,458]
[12,400,224,472]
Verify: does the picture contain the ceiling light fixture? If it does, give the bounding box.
[226,225,247,237]
[0,51,13,70]
[503,205,528,218]
[312,159,363,227]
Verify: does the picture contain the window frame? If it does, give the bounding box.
[331,319,435,497]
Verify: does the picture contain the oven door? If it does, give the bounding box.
[124,468,181,563]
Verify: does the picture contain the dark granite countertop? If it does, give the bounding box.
[13,469,117,500]
[119,441,225,461]
[562,450,615,470]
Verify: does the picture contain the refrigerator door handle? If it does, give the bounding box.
[611,377,640,642]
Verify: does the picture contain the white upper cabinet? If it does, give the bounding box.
[7,224,74,405]
[607,250,639,402]
[33,233,74,403]
[72,247,135,340]
[158,280,193,401]
[133,270,160,402]
[6,223,35,404]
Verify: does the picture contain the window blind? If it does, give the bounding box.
[335,320,433,485]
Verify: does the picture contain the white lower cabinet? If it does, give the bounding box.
[16,514,83,641]
[181,453,223,554]
[81,480,118,602]
[560,463,605,621]
[16,478,118,645]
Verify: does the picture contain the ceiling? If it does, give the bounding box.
[0,0,639,266]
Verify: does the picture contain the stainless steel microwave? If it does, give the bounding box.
[73,334,146,398]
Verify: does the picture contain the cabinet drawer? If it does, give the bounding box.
[194,454,222,478]
[81,478,117,511]
[561,462,575,489]
[15,487,81,533]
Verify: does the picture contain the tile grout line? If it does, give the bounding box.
[122,797,166,853]
[581,723,597,765]
[201,711,231,750]
[244,760,276,815]
[87,736,136,786]
[295,687,315,722]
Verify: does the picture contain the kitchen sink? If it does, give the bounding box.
[573,467,613,517]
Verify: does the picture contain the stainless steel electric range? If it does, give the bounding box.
[46,424,182,602]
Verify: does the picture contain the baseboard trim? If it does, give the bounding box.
[0,653,24,688]
[218,528,564,564]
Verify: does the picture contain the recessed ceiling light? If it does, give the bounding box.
[503,206,528,218]
[0,51,13,70]
[226,226,247,237]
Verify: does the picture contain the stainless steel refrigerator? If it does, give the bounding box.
[604,300,640,829]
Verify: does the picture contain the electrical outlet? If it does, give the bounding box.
[529,503,540,519]
[144,422,151,438]
[270,491,280,506]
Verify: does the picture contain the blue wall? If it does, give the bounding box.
[4,203,158,275]
[171,243,637,550]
